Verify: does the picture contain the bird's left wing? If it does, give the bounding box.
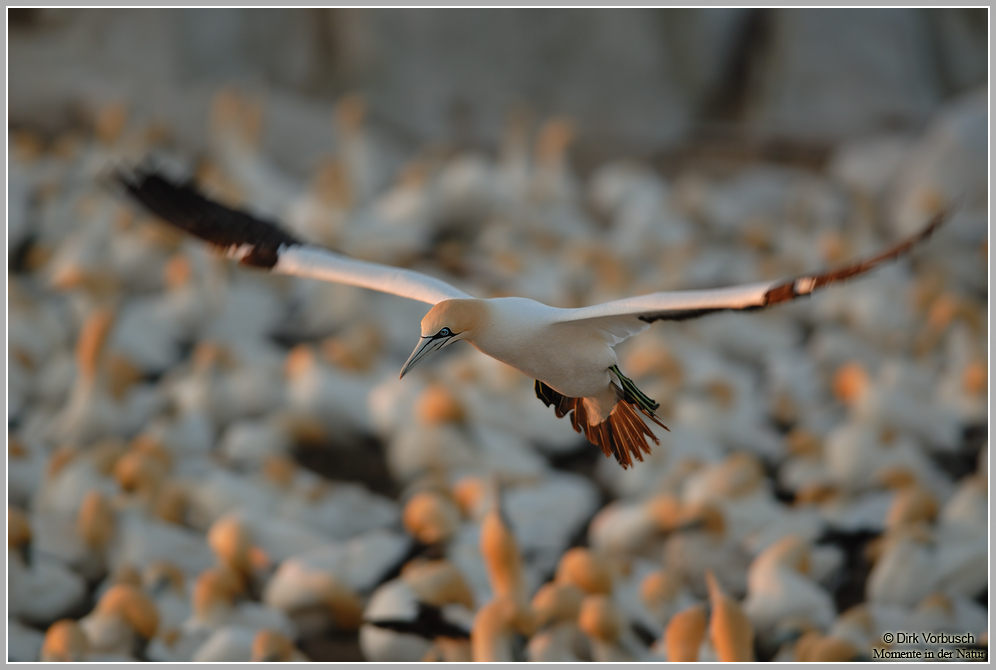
[116,169,473,305]
[556,211,948,344]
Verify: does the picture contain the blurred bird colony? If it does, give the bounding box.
[7,7,989,664]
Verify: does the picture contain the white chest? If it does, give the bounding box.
[469,299,617,398]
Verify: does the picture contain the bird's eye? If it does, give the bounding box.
[438,327,451,337]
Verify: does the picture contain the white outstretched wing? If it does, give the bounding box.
[273,246,473,304]
[554,281,775,345]
[118,168,945,314]
[117,169,473,305]
[556,211,948,345]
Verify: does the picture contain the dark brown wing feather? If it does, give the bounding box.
[760,209,948,308]
[638,208,949,323]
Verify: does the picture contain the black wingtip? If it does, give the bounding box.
[114,163,301,269]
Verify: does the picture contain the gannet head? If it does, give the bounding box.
[400,299,486,379]
[95,583,160,647]
[531,582,584,628]
[207,516,253,580]
[577,594,623,644]
[402,490,462,545]
[554,547,613,596]
[192,568,239,620]
[41,620,90,662]
[664,604,708,662]
[77,490,115,549]
[251,630,296,663]
[705,569,755,662]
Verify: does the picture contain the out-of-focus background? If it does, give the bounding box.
[9,8,989,171]
[8,8,989,664]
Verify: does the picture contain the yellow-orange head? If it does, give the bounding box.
[400,300,486,378]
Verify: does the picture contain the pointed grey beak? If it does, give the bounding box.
[399,335,450,379]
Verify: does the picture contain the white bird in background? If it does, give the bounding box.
[117,169,947,469]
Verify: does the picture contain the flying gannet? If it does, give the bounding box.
[116,169,946,469]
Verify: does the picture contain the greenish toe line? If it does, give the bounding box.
[610,365,660,411]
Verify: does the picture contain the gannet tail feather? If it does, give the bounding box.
[560,209,949,335]
[534,380,666,469]
[116,168,474,305]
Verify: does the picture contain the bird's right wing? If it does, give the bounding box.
[116,169,474,305]
[556,210,948,344]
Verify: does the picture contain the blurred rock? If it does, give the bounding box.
[4,14,988,661]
